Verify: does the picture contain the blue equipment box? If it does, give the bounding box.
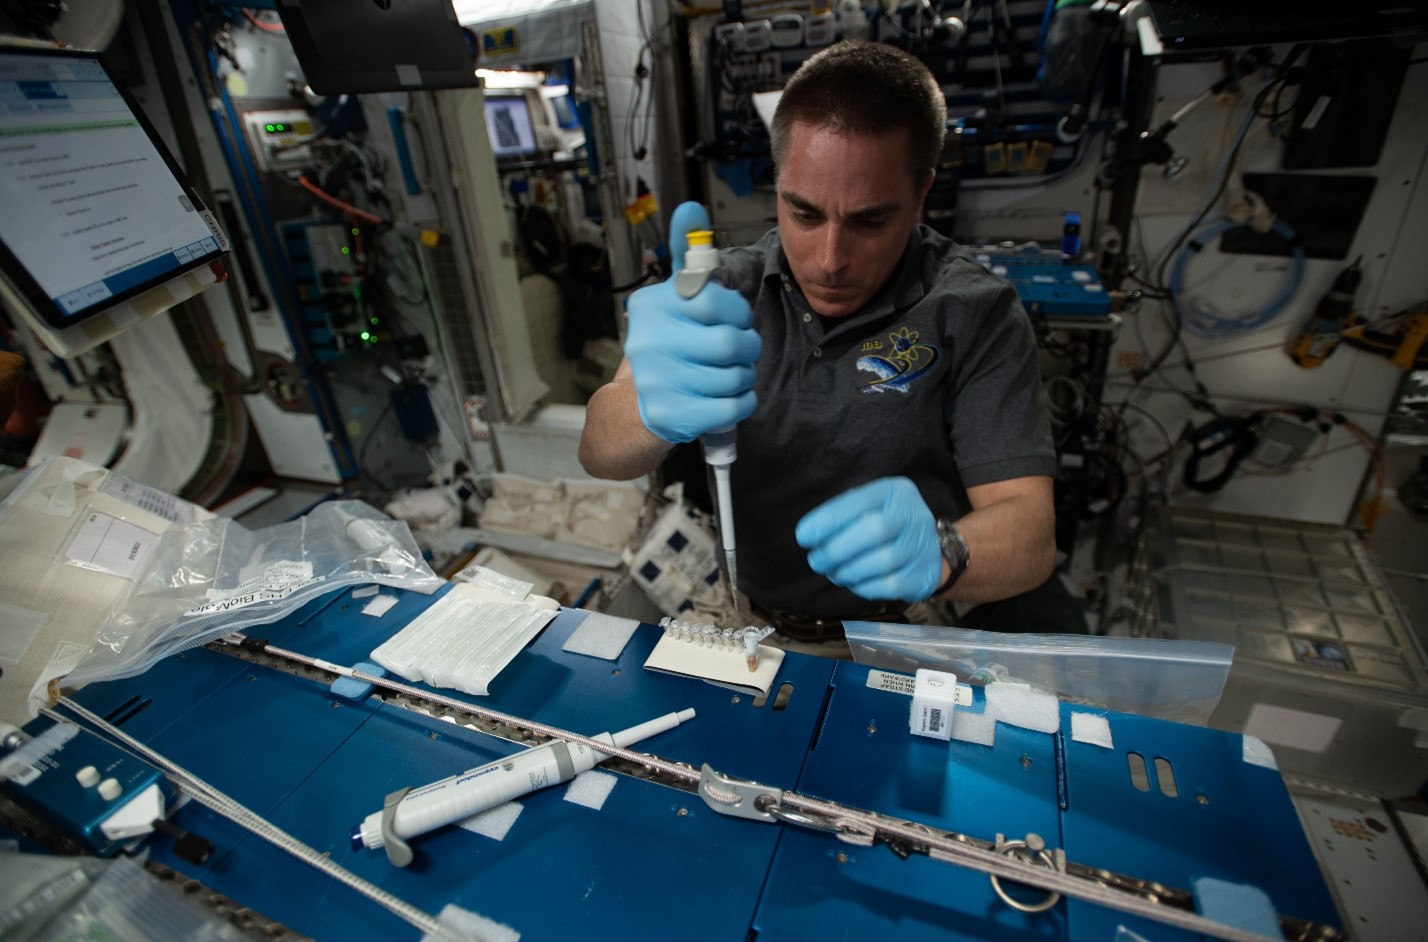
[965,246,1114,319]
[2,717,175,856]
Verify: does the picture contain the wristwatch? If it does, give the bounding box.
[933,518,971,597]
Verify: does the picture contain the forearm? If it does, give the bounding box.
[578,374,674,481]
[939,484,1056,605]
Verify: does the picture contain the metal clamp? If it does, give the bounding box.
[700,765,865,840]
[698,764,782,822]
[988,833,1064,914]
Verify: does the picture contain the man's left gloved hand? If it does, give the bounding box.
[794,477,943,603]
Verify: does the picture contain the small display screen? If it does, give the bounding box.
[484,94,538,161]
[0,48,225,326]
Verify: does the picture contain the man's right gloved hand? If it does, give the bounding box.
[624,202,761,444]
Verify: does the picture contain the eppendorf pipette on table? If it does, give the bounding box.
[351,708,696,866]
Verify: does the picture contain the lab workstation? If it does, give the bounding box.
[1,1,1427,939]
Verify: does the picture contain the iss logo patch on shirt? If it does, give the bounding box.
[855,326,940,394]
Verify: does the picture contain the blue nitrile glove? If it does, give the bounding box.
[624,201,761,444]
[795,477,944,603]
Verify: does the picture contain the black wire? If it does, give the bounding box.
[1112,400,1177,461]
[356,399,440,496]
[610,269,655,294]
[1147,49,1306,299]
[1131,53,1306,413]
[625,59,646,171]
[625,3,673,170]
[383,230,428,306]
[357,399,399,494]
[1125,271,1169,299]
[634,2,667,163]
[1079,449,1128,516]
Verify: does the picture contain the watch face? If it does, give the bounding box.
[938,519,970,572]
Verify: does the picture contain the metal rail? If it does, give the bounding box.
[209,635,1342,942]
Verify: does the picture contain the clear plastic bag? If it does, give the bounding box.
[844,621,1235,726]
[16,854,247,942]
[62,500,443,689]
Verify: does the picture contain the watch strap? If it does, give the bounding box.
[933,518,970,597]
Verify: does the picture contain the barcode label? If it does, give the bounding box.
[866,669,917,695]
[928,708,944,732]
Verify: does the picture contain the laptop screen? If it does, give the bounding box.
[0,46,225,329]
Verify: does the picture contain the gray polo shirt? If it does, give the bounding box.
[713,224,1055,618]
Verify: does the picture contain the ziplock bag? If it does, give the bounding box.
[844,621,1234,725]
[61,500,443,690]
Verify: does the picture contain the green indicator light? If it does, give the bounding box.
[370,317,378,325]
[265,124,276,132]
[360,331,371,341]
[274,124,286,132]
[351,228,359,236]
[340,246,350,255]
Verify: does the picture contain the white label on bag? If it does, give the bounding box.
[100,475,196,522]
[867,669,917,696]
[868,669,972,706]
[187,561,320,616]
[65,512,159,579]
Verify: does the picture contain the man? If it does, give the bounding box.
[581,41,1058,646]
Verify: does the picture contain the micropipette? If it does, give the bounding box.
[674,229,740,594]
[351,708,695,866]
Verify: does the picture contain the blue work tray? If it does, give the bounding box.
[750,661,1340,941]
[64,585,835,941]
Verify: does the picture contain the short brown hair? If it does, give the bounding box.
[771,41,947,184]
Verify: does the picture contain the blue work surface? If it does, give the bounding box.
[755,664,1067,941]
[753,662,1339,941]
[55,587,1339,941]
[63,586,834,941]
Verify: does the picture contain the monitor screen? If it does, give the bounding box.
[485,94,539,161]
[0,46,226,329]
[278,0,479,95]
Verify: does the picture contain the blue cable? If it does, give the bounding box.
[1171,216,1306,337]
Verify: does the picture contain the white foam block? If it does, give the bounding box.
[422,903,522,942]
[456,801,523,841]
[985,684,1061,734]
[1070,712,1113,749]
[361,594,398,617]
[951,705,997,746]
[562,611,640,661]
[564,769,618,810]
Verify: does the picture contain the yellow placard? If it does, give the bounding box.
[482,27,518,58]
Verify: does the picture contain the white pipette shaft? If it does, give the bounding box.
[675,231,741,595]
[712,462,737,590]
